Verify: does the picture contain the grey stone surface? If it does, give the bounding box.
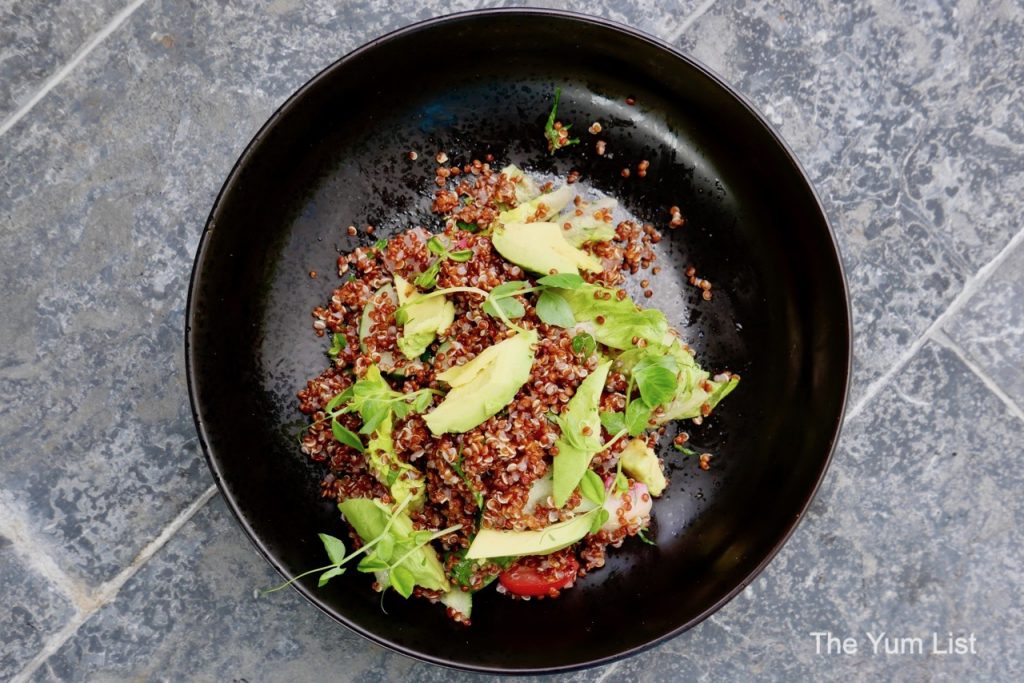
[0,0,125,120]
[0,535,76,679]
[31,343,1023,681]
[678,0,1024,401]
[1,0,1023,680]
[944,239,1024,410]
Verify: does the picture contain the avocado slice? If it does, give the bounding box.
[497,183,574,225]
[619,438,667,496]
[357,283,408,374]
[492,222,603,275]
[552,360,613,508]
[465,512,594,560]
[424,330,538,435]
[500,164,541,204]
[557,196,618,247]
[365,413,425,509]
[393,275,455,360]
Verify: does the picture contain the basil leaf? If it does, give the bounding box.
[356,555,389,572]
[571,332,596,357]
[426,236,447,256]
[412,530,434,545]
[537,272,585,289]
[589,507,610,534]
[328,332,346,358]
[448,249,474,262]
[325,386,354,413]
[375,535,394,562]
[414,261,441,290]
[483,294,526,320]
[373,238,389,250]
[331,419,365,452]
[318,533,347,564]
[456,220,479,233]
[632,355,678,407]
[579,470,606,505]
[536,290,576,328]
[599,411,626,435]
[411,391,434,413]
[625,399,652,436]
[317,566,346,587]
[358,399,390,434]
[488,280,529,297]
[390,566,416,598]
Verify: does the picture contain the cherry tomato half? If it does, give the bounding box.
[498,555,580,597]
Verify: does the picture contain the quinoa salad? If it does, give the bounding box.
[266,96,739,624]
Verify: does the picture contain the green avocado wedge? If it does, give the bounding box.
[423,330,538,435]
[465,512,595,560]
[552,360,613,508]
[491,221,603,275]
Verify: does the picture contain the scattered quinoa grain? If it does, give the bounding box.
[436,151,449,164]
[621,168,630,178]
[346,225,357,236]
[596,140,607,155]
[699,453,711,470]
[588,122,602,134]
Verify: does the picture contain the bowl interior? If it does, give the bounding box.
[187,10,849,673]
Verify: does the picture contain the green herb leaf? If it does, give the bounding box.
[625,399,652,436]
[448,249,474,262]
[358,399,391,435]
[373,238,389,251]
[673,443,698,456]
[390,566,415,598]
[579,469,606,505]
[426,236,447,256]
[331,419,365,452]
[411,390,434,413]
[589,507,610,534]
[571,332,597,357]
[328,332,346,358]
[375,535,395,562]
[599,411,626,435]
[489,280,529,297]
[537,272,585,289]
[325,386,354,413]
[414,261,441,290]
[456,220,479,233]
[633,355,679,407]
[318,533,347,564]
[317,566,345,587]
[614,471,629,493]
[412,530,434,545]
[483,294,526,320]
[356,555,389,572]
[544,87,581,155]
[637,528,656,546]
[536,290,576,328]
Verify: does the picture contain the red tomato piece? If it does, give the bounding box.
[498,555,580,597]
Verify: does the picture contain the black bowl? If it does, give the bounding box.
[186,8,850,674]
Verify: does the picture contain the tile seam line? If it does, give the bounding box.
[0,0,150,139]
[931,329,1024,424]
[666,0,719,43]
[0,500,92,611]
[844,222,1024,424]
[11,484,218,683]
